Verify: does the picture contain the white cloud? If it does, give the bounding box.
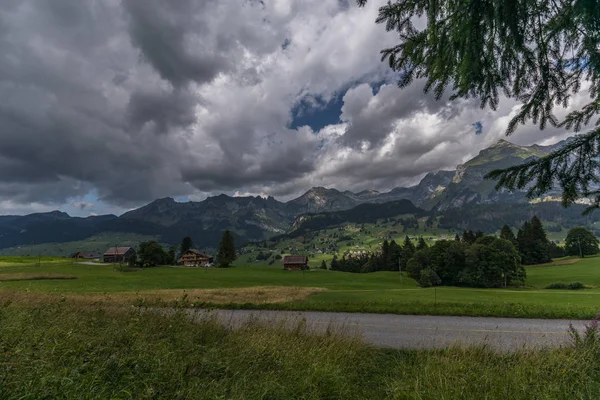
[0,0,590,215]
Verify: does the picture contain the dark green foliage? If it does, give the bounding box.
[359,0,600,211]
[320,260,327,270]
[419,268,441,288]
[416,236,427,250]
[568,282,586,290]
[549,242,567,258]
[406,237,524,288]
[565,227,600,257]
[546,282,585,290]
[461,230,477,245]
[330,255,340,271]
[517,216,551,265]
[137,241,170,267]
[500,225,517,245]
[179,236,193,256]
[216,230,237,268]
[167,246,176,265]
[406,248,430,281]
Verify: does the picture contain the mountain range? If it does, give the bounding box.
[0,138,576,251]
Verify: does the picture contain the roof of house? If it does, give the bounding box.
[182,249,212,258]
[103,247,134,256]
[282,255,308,264]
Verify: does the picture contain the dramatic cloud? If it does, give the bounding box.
[0,0,588,215]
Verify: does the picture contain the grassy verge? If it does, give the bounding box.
[1,301,600,399]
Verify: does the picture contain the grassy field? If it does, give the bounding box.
[1,255,599,319]
[2,300,600,399]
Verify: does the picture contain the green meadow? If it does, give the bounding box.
[1,255,599,319]
[4,302,600,400]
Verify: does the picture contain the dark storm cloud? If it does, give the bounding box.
[122,0,232,87]
[0,0,195,207]
[127,88,198,133]
[0,0,576,214]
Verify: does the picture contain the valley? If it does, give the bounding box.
[0,138,593,258]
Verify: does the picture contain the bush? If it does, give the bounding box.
[568,282,585,290]
[545,282,569,289]
[545,282,585,290]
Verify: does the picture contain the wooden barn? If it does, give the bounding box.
[103,247,136,263]
[178,249,213,267]
[282,255,308,271]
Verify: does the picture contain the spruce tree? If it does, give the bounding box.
[417,237,427,251]
[462,230,477,245]
[320,260,328,270]
[403,236,415,255]
[500,225,517,246]
[529,216,551,264]
[359,0,600,212]
[179,236,193,256]
[330,255,340,271]
[518,217,551,265]
[216,230,236,268]
[454,234,461,242]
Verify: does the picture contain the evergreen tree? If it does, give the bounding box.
[330,255,340,271]
[179,236,193,256]
[549,242,567,259]
[359,0,600,211]
[399,236,415,271]
[565,227,600,257]
[403,236,415,255]
[320,260,328,270]
[388,240,402,270]
[216,230,236,268]
[454,233,461,242]
[417,237,427,251]
[529,216,551,264]
[500,225,517,246]
[518,217,551,265]
[381,240,390,269]
[462,230,477,245]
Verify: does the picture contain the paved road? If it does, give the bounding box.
[188,309,589,352]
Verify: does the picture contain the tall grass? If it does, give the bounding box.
[2,301,600,399]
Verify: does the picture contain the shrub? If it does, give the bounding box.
[545,282,569,289]
[545,282,585,290]
[568,282,585,290]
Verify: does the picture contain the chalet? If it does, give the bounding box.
[103,247,136,263]
[282,255,308,271]
[178,249,213,267]
[72,251,101,260]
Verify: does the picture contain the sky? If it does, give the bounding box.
[0,0,589,217]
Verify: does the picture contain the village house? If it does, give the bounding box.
[282,255,308,271]
[103,247,136,263]
[71,251,101,260]
[178,249,213,267]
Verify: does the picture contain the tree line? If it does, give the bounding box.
[123,229,238,268]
